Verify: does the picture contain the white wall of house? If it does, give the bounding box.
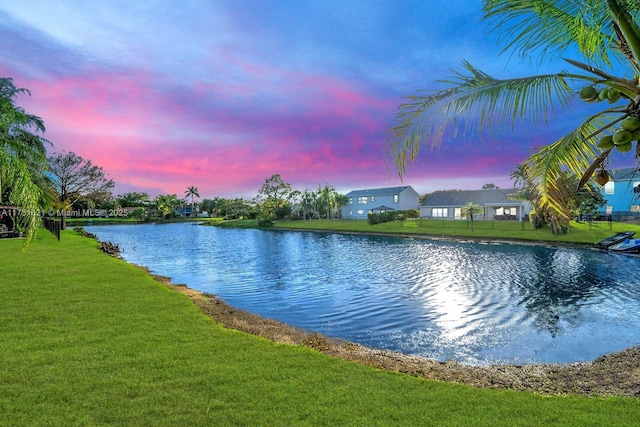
[341,186,420,219]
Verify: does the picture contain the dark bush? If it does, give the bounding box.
[257,218,274,228]
[368,210,419,225]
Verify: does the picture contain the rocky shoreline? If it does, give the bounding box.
[151,272,640,398]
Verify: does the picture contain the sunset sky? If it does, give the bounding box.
[0,1,634,199]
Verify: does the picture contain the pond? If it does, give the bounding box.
[85,222,640,366]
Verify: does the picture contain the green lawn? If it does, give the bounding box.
[247,217,640,246]
[1,230,639,426]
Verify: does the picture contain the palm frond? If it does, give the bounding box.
[481,0,638,67]
[525,116,612,218]
[562,58,639,95]
[386,61,594,173]
[609,0,640,72]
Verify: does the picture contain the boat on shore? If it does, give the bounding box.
[608,237,640,253]
[595,231,636,249]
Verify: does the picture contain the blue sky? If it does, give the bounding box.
[1,1,633,198]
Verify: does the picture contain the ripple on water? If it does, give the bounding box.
[86,224,640,365]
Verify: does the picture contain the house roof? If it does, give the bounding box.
[420,189,522,207]
[610,167,640,181]
[345,186,412,197]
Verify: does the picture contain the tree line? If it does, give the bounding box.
[0,76,351,239]
[115,174,350,224]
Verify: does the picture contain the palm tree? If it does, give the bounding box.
[0,78,50,243]
[184,186,199,217]
[386,1,640,233]
[334,193,349,218]
[318,183,336,219]
[461,202,484,231]
[300,188,316,220]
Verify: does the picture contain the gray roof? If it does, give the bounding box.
[610,167,640,181]
[421,189,522,207]
[345,186,412,197]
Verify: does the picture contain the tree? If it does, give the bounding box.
[299,188,318,219]
[116,192,150,207]
[256,174,292,219]
[76,190,115,211]
[130,206,147,222]
[461,202,484,231]
[386,1,640,233]
[200,197,219,217]
[318,183,336,219]
[334,193,349,218]
[48,151,115,229]
[482,183,499,190]
[184,186,200,217]
[573,185,607,219]
[510,162,545,227]
[0,77,51,243]
[153,194,180,219]
[557,173,608,220]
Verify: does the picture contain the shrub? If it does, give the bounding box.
[368,210,419,225]
[257,218,274,228]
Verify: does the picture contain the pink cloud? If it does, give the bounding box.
[2,51,531,200]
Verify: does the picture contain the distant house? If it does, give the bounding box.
[598,167,640,220]
[420,189,530,220]
[341,186,420,219]
[176,206,196,217]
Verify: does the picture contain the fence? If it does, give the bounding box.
[406,217,620,234]
[42,217,61,241]
[414,217,533,231]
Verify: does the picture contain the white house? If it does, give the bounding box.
[420,189,531,220]
[341,186,420,219]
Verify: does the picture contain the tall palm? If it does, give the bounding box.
[0,78,50,243]
[300,188,316,220]
[386,0,640,232]
[184,186,199,217]
[319,183,336,219]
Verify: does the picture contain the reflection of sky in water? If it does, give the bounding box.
[86,224,640,366]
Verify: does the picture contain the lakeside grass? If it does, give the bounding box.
[66,216,220,226]
[1,230,639,425]
[213,217,640,246]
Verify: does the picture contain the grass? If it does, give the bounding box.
[213,217,640,246]
[65,216,221,226]
[2,230,640,425]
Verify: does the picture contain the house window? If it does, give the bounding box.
[631,206,640,213]
[604,181,614,194]
[393,194,399,203]
[606,206,613,214]
[371,196,375,202]
[357,196,368,204]
[349,210,353,216]
[356,209,364,215]
[454,208,462,219]
[349,198,353,205]
[432,208,448,217]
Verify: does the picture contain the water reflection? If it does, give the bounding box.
[86,223,640,365]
